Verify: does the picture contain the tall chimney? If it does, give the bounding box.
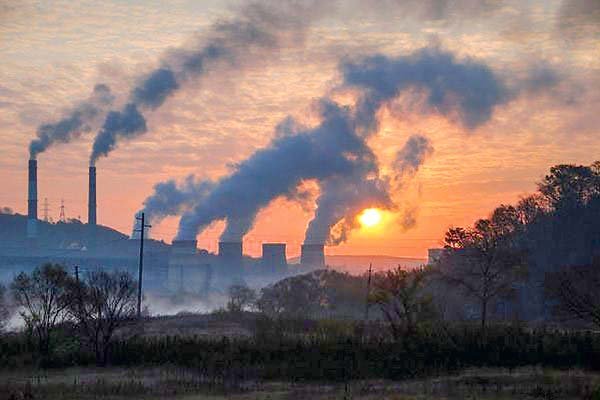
[27,159,38,238]
[88,166,96,225]
[300,243,325,267]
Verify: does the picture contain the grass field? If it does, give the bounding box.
[2,366,600,399]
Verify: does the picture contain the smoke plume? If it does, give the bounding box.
[393,134,434,183]
[176,99,375,241]
[89,0,330,165]
[304,175,393,245]
[144,46,559,246]
[29,84,113,159]
[132,175,214,238]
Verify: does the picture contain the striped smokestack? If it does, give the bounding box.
[88,166,96,225]
[27,159,38,238]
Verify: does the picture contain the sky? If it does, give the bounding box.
[1,0,599,258]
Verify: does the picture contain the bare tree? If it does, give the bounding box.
[545,264,600,329]
[370,266,435,339]
[436,211,526,339]
[227,284,256,313]
[10,264,73,355]
[68,269,137,366]
[0,283,11,333]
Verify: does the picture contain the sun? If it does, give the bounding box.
[358,208,382,228]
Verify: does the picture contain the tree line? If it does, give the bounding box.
[1,265,137,366]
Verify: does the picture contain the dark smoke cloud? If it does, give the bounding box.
[148,45,559,246]
[305,134,433,245]
[304,175,393,245]
[132,68,179,109]
[341,47,510,131]
[89,0,331,165]
[176,99,376,241]
[29,84,113,159]
[393,134,434,182]
[90,104,146,165]
[132,175,214,238]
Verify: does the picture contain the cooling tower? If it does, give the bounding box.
[262,243,287,269]
[27,159,38,239]
[88,166,96,225]
[300,243,325,267]
[218,241,243,261]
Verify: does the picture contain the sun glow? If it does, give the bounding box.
[358,208,382,228]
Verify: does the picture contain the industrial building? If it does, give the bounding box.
[0,160,326,293]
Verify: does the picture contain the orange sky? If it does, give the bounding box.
[1,0,599,258]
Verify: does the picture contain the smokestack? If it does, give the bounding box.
[300,243,325,267]
[262,243,287,269]
[88,166,96,225]
[27,159,38,238]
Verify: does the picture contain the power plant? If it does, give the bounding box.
[0,163,327,293]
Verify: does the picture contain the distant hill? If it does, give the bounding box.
[289,254,426,274]
[0,212,168,257]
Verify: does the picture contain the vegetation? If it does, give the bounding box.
[370,266,434,338]
[68,270,138,366]
[0,283,10,333]
[226,284,257,313]
[11,263,72,355]
[0,161,599,399]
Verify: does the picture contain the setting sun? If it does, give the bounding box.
[358,208,382,228]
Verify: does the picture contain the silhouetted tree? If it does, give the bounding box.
[257,285,287,318]
[545,263,600,329]
[227,284,256,313]
[538,162,600,210]
[436,213,526,338]
[68,269,137,366]
[10,263,72,355]
[370,266,435,339]
[0,283,11,333]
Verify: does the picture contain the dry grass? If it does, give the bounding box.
[2,366,600,400]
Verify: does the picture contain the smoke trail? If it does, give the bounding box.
[303,134,433,245]
[29,84,113,159]
[176,99,376,241]
[304,175,393,245]
[302,49,509,244]
[149,46,559,245]
[174,46,516,243]
[341,47,510,132]
[89,0,330,165]
[393,134,434,183]
[132,175,214,238]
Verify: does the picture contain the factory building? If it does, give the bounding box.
[167,240,212,295]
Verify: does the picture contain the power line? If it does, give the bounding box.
[59,199,66,222]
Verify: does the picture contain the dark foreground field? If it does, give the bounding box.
[2,367,600,399]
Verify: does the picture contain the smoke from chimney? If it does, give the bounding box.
[141,46,561,246]
[89,0,332,165]
[27,159,38,239]
[29,84,113,160]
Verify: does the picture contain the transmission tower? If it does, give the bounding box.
[59,199,66,222]
[43,198,50,222]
